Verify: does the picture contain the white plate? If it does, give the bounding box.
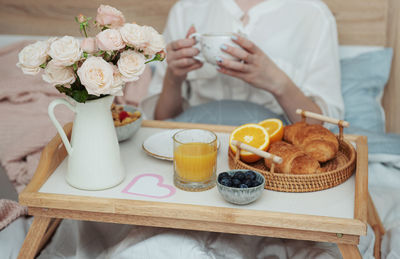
[142,129,220,161]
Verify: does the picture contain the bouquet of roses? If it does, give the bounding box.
[16,5,165,103]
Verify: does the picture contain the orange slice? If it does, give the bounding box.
[258,118,284,143]
[229,123,270,163]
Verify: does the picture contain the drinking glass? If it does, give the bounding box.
[173,129,217,191]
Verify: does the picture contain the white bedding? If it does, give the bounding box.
[1,35,400,258]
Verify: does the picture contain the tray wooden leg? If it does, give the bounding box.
[368,193,385,259]
[337,244,362,259]
[17,216,62,259]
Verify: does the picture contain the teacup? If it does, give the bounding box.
[191,33,241,65]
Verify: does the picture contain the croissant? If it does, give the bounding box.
[264,141,320,174]
[283,122,338,162]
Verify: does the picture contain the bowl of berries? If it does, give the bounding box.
[217,169,265,205]
[112,104,142,142]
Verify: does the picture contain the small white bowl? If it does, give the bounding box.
[216,169,265,205]
[114,105,142,142]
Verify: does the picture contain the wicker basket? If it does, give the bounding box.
[228,109,357,193]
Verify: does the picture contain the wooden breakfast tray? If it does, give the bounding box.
[18,120,371,259]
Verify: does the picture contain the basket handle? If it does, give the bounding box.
[296,109,349,142]
[231,140,282,173]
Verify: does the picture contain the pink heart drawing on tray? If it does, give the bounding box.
[122,173,176,199]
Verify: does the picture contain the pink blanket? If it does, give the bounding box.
[0,40,151,229]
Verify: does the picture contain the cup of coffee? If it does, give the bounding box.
[191,33,241,65]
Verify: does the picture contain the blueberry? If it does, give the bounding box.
[245,171,256,180]
[253,180,262,187]
[239,184,248,188]
[233,172,245,181]
[244,179,253,187]
[218,172,230,181]
[232,178,241,187]
[220,177,232,187]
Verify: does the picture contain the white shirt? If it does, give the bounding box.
[142,0,344,121]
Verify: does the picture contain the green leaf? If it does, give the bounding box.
[39,62,47,69]
[145,53,165,64]
[94,50,105,57]
[83,52,88,58]
[103,51,110,61]
[55,85,73,96]
[72,63,78,71]
[72,89,89,103]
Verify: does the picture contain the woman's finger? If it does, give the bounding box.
[169,38,196,51]
[216,57,251,73]
[171,58,201,68]
[220,44,254,63]
[217,66,246,79]
[185,25,197,38]
[231,34,260,55]
[182,62,203,73]
[173,47,200,60]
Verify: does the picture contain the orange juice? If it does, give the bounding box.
[174,142,217,182]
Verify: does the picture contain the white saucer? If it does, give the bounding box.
[142,129,220,161]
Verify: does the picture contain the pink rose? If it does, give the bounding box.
[96,5,125,29]
[81,37,98,53]
[96,29,125,51]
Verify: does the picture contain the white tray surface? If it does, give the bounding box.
[39,126,355,219]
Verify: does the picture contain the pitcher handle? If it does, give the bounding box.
[48,98,76,156]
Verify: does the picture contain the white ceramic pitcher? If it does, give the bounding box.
[48,95,125,190]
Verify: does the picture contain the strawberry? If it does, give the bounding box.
[119,111,129,121]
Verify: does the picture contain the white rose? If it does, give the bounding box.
[110,64,124,96]
[96,29,125,51]
[120,23,147,49]
[47,37,58,46]
[77,57,114,96]
[142,26,165,56]
[117,50,145,82]
[42,60,76,85]
[16,40,49,75]
[48,36,82,66]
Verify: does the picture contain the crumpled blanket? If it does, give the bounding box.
[0,41,73,193]
[0,199,27,230]
[0,40,151,230]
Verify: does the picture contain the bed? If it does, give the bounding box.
[0,0,400,258]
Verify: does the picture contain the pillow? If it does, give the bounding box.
[341,48,393,133]
[170,100,289,126]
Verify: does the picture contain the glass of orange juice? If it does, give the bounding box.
[173,129,218,191]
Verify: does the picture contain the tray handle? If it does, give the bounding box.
[231,140,282,174]
[296,109,350,142]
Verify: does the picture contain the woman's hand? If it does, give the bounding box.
[165,26,203,84]
[216,34,289,97]
[217,34,322,123]
[155,26,202,120]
